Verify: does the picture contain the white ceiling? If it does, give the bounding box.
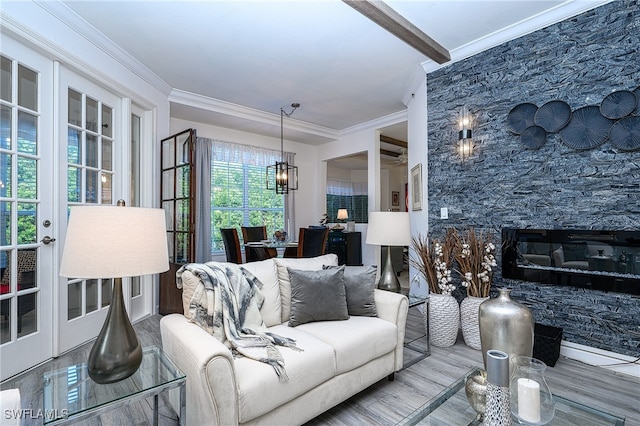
[60,0,610,145]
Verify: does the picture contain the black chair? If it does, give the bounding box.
[220,228,242,264]
[296,227,329,258]
[241,226,267,243]
[241,226,273,261]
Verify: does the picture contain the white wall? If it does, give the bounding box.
[406,70,429,296]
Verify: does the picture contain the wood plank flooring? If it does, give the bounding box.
[2,308,639,425]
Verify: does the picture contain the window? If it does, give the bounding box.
[326,180,368,223]
[211,141,287,252]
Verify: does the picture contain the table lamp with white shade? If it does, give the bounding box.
[366,211,411,292]
[333,208,349,230]
[59,201,169,384]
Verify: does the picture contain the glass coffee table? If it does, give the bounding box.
[43,346,185,425]
[398,367,625,425]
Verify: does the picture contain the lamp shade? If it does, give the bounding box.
[366,211,411,246]
[337,209,349,220]
[60,205,169,279]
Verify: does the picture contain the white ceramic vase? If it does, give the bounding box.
[428,293,460,347]
[460,296,489,350]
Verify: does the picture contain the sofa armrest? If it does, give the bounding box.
[374,289,409,371]
[160,314,238,426]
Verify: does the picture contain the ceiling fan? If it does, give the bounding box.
[395,148,408,164]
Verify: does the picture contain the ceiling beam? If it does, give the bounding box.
[342,0,450,64]
[380,148,400,157]
[380,134,407,148]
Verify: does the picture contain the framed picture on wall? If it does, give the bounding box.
[411,163,422,211]
[392,191,399,206]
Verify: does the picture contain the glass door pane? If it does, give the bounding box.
[57,66,121,354]
[0,44,54,381]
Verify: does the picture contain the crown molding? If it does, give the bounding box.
[421,0,615,73]
[339,109,408,137]
[170,89,339,141]
[34,0,172,95]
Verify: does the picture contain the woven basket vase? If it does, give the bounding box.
[460,296,489,350]
[428,293,460,347]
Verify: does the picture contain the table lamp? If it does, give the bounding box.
[333,208,349,230]
[59,201,169,384]
[366,211,411,292]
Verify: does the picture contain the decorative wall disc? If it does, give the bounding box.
[507,103,538,134]
[520,126,547,150]
[559,106,613,150]
[633,86,640,116]
[600,90,637,119]
[609,116,640,151]
[534,100,572,132]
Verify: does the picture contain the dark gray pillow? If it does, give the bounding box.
[324,265,378,317]
[287,266,349,327]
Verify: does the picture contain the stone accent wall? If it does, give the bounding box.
[426,1,640,357]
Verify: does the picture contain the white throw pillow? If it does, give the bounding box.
[240,259,281,327]
[179,269,207,320]
[275,254,339,323]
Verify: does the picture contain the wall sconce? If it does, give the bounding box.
[458,106,473,161]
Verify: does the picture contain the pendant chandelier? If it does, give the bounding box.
[267,102,300,194]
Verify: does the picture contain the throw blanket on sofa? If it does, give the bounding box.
[177,262,300,381]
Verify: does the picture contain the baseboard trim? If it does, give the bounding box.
[560,341,640,378]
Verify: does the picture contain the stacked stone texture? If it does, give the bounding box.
[426,1,640,356]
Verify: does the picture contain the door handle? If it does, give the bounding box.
[41,236,56,245]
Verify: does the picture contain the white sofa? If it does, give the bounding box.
[160,254,408,426]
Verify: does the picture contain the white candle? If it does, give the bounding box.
[518,378,541,423]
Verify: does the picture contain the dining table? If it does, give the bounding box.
[244,240,298,259]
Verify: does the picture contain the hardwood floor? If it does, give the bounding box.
[2,308,639,425]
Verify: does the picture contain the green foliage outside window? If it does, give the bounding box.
[211,160,284,251]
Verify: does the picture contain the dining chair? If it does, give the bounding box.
[241,226,273,261]
[296,227,329,258]
[241,226,268,243]
[220,228,243,264]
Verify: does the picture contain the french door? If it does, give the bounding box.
[56,67,124,354]
[1,34,152,380]
[0,37,55,380]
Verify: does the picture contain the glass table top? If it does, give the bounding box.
[43,346,185,424]
[398,367,625,425]
[407,293,428,308]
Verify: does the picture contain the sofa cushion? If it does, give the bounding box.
[240,259,281,327]
[275,254,339,322]
[288,266,348,327]
[297,316,398,374]
[234,324,337,423]
[324,265,378,317]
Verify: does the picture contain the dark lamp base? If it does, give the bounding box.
[87,278,142,384]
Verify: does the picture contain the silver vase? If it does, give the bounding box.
[479,288,534,370]
[465,369,487,420]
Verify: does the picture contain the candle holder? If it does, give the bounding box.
[510,356,555,425]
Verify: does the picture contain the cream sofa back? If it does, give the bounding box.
[179,254,339,328]
[242,254,339,325]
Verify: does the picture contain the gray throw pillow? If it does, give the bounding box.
[324,265,378,317]
[287,266,349,327]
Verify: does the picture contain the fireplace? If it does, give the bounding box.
[502,228,640,295]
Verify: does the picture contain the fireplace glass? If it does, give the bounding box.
[502,228,640,295]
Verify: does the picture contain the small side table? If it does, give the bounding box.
[403,294,430,369]
[43,346,185,425]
